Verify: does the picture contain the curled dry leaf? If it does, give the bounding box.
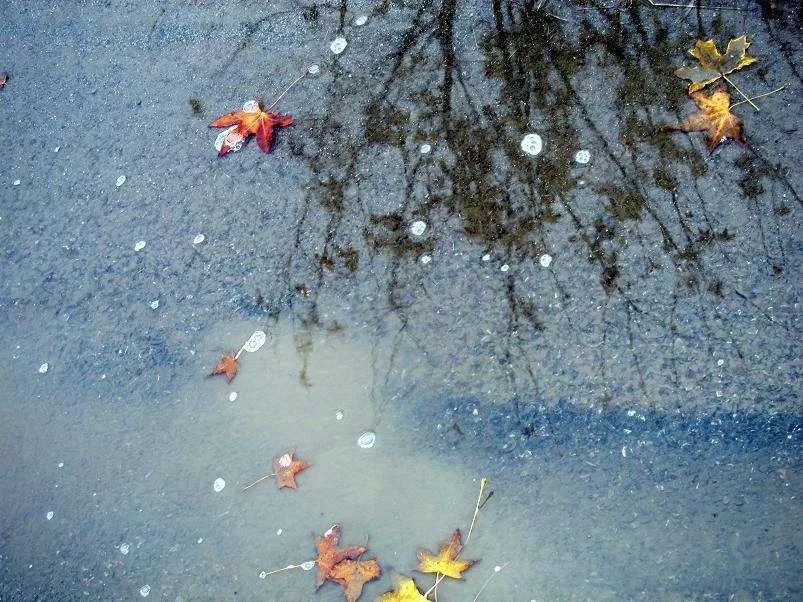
[272,450,311,490]
[328,558,381,602]
[313,524,367,588]
[210,351,238,382]
[675,35,757,93]
[376,575,429,602]
[416,529,477,579]
[209,101,293,156]
[665,87,744,152]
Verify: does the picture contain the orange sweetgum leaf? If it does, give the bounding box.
[209,101,293,155]
[675,35,758,93]
[665,86,744,152]
[272,450,310,490]
[313,524,367,589]
[328,558,381,602]
[209,351,238,382]
[0,72,8,89]
[376,575,429,602]
[416,529,477,579]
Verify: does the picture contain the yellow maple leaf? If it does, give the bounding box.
[675,35,758,93]
[376,575,429,602]
[416,529,476,579]
[665,86,744,151]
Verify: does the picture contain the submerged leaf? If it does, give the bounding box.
[675,35,758,93]
[328,558,381,601]
[272,450,311,490]
[416,529,476,579]
[209,351,238,382]
[376,575,429,602]
[313,524,367,588]
[665,87,744,151]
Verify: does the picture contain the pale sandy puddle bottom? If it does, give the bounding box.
[0,319,798,600]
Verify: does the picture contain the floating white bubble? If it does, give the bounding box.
[242,330,267,353]
[12,179,20,186]
[120,542,130,555]
[482,254,491,262]
[38,363,49,374]
[134,240,146,252]
[193,234,205,245]
[46,511,54,521]
[277,453,292,468]
[357,431,376,448]
[539,253,553,268]
[330,37,348,55]
[574,149,591,164]
[259,571,267,579]
[500,264,509,272]
[308,64,320,75]
[520,133,543,156]
[354,15,368,26]
[420,255,431,264]
[213,478,226,492]
[301,561,316,571]
[57,462,64,468]
[229,392,237,402]
[115,175,126,187]
[139,585,150,598]
[54,146,60,153]
[409,221,427,236]
[276,528,283,536]
[197,538,203,544]
[420,143,432,154]
[149,300,159,310]
[242,100,260,112]
[335,409,344,421]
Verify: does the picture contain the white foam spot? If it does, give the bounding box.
[409,221,427,236]
[193,234,205,245]
[420,255,431,264]
[12,179,20,186]
[500,264,509,272]
[134,240,146,252]
[229,391,237,402]
[335,409,344,421]
[38,363,49,374]
[520,133,543,156]
[115,175,126,187]
[120,543,130,555]
[213,478,226,492]
[242,100,260,112]
[278,453,292,468]
[242,330,267,353]
[358,431,376,448]
[482,254,491,262]
[46,511,54,521]
[149,300,159,310]
[539,254,553,268]
[139,585,150,598]
[330,37,348,54]
[301,561,315,571]
[276,528,283,536]
[420,143,432,154]
[354,15,368,26]
[308,64,320,75]
[574,149,591,164]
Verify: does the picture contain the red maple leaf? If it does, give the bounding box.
[314,524,367,589]
[209,101,293,155]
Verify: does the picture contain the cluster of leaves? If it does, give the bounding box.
[666,35,759,151]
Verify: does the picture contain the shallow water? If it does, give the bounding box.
[1,0,801,600]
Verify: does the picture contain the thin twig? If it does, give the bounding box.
[730,84,788,108]
[260,560,315,577]
[722,74,759,111]
[472,562,511,601]
[266,72,307,111]
[241,473,275,492]
[645,0,747,9]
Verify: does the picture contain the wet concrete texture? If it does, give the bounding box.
[0,0,801,600]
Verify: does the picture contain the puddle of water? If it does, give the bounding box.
[1,319,800,599]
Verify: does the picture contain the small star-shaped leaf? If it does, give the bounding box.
[272,450,311,490]
[209,352,238,382]
[416,529,477,579]
[313,524,367,588]
[209,100,293,156]
[675,35,758,93]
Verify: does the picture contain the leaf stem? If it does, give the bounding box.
[260,560,315,577]
[241,473,275,492]
[730,84,788,109]
[266,72,308,111]
[472,562,511,601]
[722,74,759,111]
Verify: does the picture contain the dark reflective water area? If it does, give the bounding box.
[1,0,800,600]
